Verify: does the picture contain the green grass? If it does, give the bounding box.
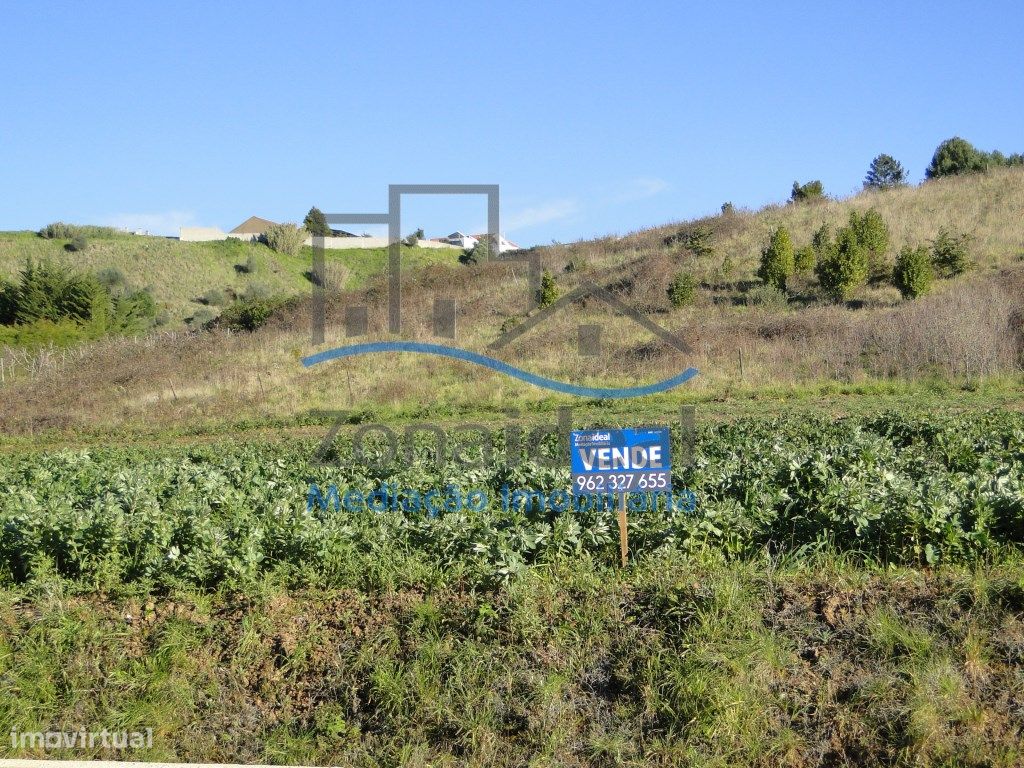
[1,556,1021,766]
[0,231,458,326]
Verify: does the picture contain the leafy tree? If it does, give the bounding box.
[864,154,908,189]
[794,245,816,274]
[303,207,331,237]
[893,245,934,299]
[925,137,987,179]
[757,227,794,291]
[930,228,971,277]
[850,208,890,279]
[667,272,697,307]
[790,180,824,203]
[815,225,867,301]
[537,270,559,308]
[262,223,307,256]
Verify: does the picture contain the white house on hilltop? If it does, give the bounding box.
[433,231,521,252]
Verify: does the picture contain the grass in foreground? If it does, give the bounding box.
[1,555,1022,766]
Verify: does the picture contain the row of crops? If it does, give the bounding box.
[1,411,1022,590]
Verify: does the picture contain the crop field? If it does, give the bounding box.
[1,410,1023,766]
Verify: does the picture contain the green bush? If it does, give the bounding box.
[218,296,285,332]
[38,222,116,239]
[850,208,890,279]
[757,227,794,291]
[302,207,331,237]
[790,180,824,203]
[240,255,260,275]
[537,270,559,308]
[864,154,908,189]
[667,272,697,307]
[38,222,78,239]
[664,224,714,257]
[925,137,988,179]
[189,307,217,327]
[0,259,156,335]
[815,225,868,301]
[200,288,229,307]
[794,245,816,274]
[262,223,307,256]
[0,279,15,324]
[893,245,934,299]
[930,228,971,277]
[96,267,126,288]
[67,234,88,252]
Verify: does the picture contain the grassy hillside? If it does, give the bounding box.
[0,231,459,326]
[0,168,1022,436]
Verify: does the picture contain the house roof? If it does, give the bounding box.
[229,216,277,234]
[472,233,520,249]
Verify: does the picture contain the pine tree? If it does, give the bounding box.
[303,207,331,237]
[864,154,908,189]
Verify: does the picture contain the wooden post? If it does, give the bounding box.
[739,349,745,381]
[617,492,629,567]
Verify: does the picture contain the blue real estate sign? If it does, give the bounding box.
[570,427,672,494]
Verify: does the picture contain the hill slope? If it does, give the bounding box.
[0,232,458,325]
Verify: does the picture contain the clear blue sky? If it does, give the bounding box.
[3,1,1022,245]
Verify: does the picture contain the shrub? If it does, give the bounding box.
[757,227,794,291]
[302,207,331,237]
[893,245,934,299]
[66,234,88,252]
[925,137,987,179]
[96,267,126,288]
[110,289,158,333]
[721,202,734,215]
[241,283,272,301]
[0,280,15,324]
[667,272,697,308]
[794,245,816,274]
[38,222,116,239]
[744,285,788,309]
[864,154,908,189]
[664,224,714,257]
[790,180,824,203]
[930,228,972,277]
[218,297,284,332]
[262,223,307,256]
[403,228,425,247]
[850,208,890,279]
[189,308,216,327]
[241,254,260,275]
[564,258,588,273]
[537,270,559,308]
[38,222,78,239]
[200,288,229,307]
[815,225,868,301]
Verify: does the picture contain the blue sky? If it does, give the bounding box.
[3,1,1022,245]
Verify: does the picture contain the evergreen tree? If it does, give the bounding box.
[302,207,331,237]
[864,154,908,189]
[757,227,794,291]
